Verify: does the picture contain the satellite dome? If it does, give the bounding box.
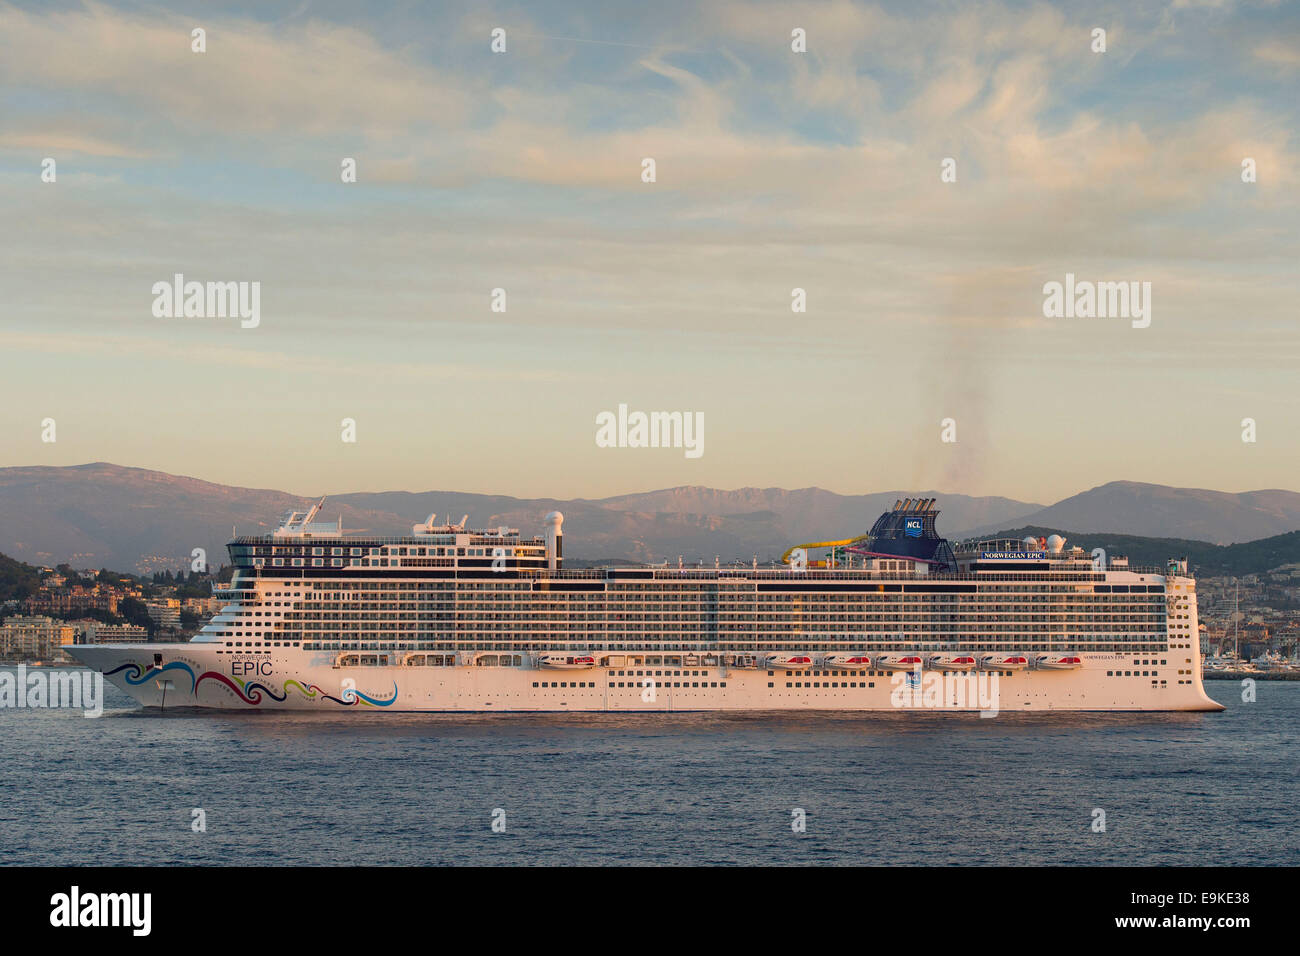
[1047,534,1066,553]
[1022,536,1039,550]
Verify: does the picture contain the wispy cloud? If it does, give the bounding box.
[1,0,1297,500]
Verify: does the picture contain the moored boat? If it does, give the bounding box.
[539,654,596,670]
[824,653,873,669]
[1035,655,1083,670]
[766,654,813,669]
[874,654,925,671]
[67,496,1225,713]
[929,654,978,670]
[981,655,1029,671]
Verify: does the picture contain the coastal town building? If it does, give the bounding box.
[0,615,76,662]
[78,622,148,645]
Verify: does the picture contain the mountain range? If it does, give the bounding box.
[2,463,1299,573]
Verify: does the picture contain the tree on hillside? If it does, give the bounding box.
[55,607,119,625]
[0,553,44,602]
[56,563,88,587]
[117,597,156,636]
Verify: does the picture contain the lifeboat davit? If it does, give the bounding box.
[929,654,978,671]
[1035,655,1083,670]
[824,654,873,669]
[874,654,925,671]
[538,654,597,670]
[981,655,1029,671]
[766,654,813,670]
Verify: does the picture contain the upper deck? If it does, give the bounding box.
[203,500,1189,654]
[220,497,1183,587]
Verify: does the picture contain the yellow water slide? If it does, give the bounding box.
[780,534,871,565]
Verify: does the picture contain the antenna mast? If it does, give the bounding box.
[1233,579,1240,660]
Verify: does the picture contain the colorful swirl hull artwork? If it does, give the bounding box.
[104,661,398,708]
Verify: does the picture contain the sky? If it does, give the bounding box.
[2,0,1298,504]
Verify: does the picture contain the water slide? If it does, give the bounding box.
[780,535,871,565]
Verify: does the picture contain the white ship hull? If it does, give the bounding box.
[69,644,1225,713]
[70,498,1225,715]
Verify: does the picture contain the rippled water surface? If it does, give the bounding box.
[1,673,1295,865]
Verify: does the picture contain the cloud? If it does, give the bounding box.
[0,329,570,382]
[0,128,151,158]
[1253,37,1300,68]
[0,2,471,139]
[1,0,1298,500]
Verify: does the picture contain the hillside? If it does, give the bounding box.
[969,481,1300,545]
[5,464,1300,572]
[0,552,43,603]
[0,464,1039,571]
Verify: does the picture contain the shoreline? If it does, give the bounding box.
[1204,670,1300,681]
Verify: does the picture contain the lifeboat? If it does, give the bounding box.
[1035,655,1083,670]
[538,654,597,670]
[929,654,978,671]
[765,654,813,670]
[727,654,760,668]
[981,655,1029,671]
[824,653,873,669]
[874,654,925,671]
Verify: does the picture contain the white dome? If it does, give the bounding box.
[1022,536,1039,550]
[1046,534,1066,553]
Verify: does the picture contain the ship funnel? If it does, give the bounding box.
[545,511,564,571]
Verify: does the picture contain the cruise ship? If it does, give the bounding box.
[68,498,1224,713]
